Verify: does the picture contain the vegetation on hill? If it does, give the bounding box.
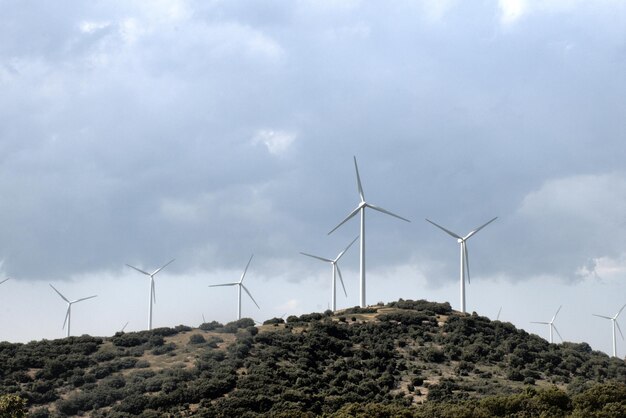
[0,300,625,416]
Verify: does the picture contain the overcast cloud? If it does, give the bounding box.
[1,1,626,351]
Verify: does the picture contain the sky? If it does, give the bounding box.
[0,0,626,356]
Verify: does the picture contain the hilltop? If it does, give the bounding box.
[1,299,625,417]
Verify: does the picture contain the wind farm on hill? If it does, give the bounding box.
[1,157,624,362]
[0,156,625,417]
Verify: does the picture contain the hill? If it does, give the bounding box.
[1,299,625,417]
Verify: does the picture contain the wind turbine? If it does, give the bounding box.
[531,305,563,344]
[126,259,175,331]
[301,236,359,311]
[425,217,497,313]
[49,284,97,338]
[209,255,260,320]
[593,303,626,357]
[329,157,410,308]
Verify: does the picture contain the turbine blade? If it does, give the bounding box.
[336,236,359,261]
[552,324,564,342]
[531,321,550,325]
[122,321,129,332]
[367,203,411,223]
[336,264,348,297]
[209,282,239,287]
[241,285,260,309]
[616,321,624,340]
[62,307,70,330]
[74,295,97,303]
[328,206,361,235]
[152,258,175,276]
[126,264,151,276]
[0,277,10,285]
[497,307,502,320]
[300,252,333,263]
[463,242,470,284]
[552,305,562,322]
[465,216,498,240]
[593,314,612,320]
[425,219,462,239]
[240,254,254,283]
[49,284,70,303]
[353,156,365,202]
[615,303,626,319]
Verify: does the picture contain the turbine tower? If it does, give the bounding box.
[329,157,410,308]
[126,259,175,330]
[425,217,497,313]
[209,255,260,320]
[593,303,626,357]
[301,236,358,311]
[49,284,97,338]
[531,305,563,344]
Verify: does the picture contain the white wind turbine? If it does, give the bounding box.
[209,255,260,320]
[329,157,410,308]
[301,236,359,311]
[425,217,497,313]
[126,259,175,331]
[531,305,563,344]
[593,303,626,357]
[49,284,97,338]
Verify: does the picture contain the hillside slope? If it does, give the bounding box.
[1,299,625,417]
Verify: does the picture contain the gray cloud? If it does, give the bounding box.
[0,0,624,287]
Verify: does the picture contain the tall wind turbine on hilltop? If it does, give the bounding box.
[301,236,359,311]
[425,217,497,313]
[329,157,410,308]
[532,305,563,344]
[593,303,626,357]
[209,255,260,320]
[49,284,97,338]
[126,259,175,330]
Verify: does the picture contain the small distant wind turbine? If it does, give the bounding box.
[593,303,626,357]
[49,284,97,338]
[0,278,10,285]
[126,259,175,331]
[329,157,410,308]
[209,255,260,320]
[425,217,497,313]
[301,236,358,311]
[531,305,563,344]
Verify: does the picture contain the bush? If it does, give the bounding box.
[200,320,224,331]
[189,334,206,345]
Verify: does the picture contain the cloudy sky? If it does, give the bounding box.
[1,0,626,356]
